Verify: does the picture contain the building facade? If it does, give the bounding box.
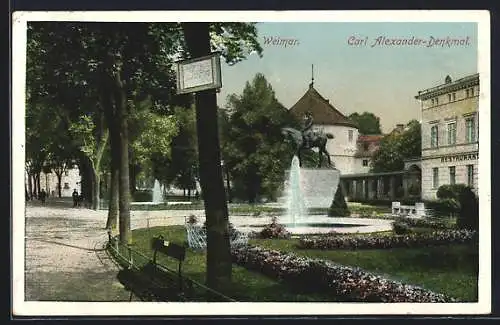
[27,166,82,198]
[415,73,479,200]
[288,82,359,174]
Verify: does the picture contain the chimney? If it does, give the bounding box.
[396,124,404,130]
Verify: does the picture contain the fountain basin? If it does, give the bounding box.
[230,215,393,235]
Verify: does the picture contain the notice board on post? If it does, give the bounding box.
[176,53,222,94]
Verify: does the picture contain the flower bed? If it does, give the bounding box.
[231,245,457,302]
[297,229,477,250]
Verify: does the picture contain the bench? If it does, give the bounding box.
[391,202,428,218]
[117,236,192,301]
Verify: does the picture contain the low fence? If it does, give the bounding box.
[107,235,237,302]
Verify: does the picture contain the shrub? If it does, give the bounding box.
[392,221,412,234]
[398,216,452,230]
[297,229,476,250]
[328,183,350,217]
[257,216,291,239]
[457,187,479,231]
[436,184,468,200]
[132,190,153,202]
[231,245,457,302]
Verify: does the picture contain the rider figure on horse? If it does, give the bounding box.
[302,112,314,148]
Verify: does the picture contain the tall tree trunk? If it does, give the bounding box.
[102,83,119,232]
[183,22,231,290]
[28,173,33,200]
[129,163,137,195]
[55,172,62,198]
[114,72,131,245]
[106,161,119,231]
[36,173,41,199]
[92,166,100,210]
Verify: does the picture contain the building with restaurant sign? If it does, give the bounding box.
[415,73,479,200]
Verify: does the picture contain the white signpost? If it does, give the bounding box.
[176,53,222,94]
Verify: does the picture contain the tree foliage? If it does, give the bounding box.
[222,73,296,203]
[348,112,382,135]
[370,119,421,172]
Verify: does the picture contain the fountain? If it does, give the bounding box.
[130,179,164,206]
[284,155,308,226]
[152,179,163,204]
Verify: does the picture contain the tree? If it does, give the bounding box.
[328,183,350,217]
[223,73,296,203]
[370,119,421,172]
[348,112,382,135]
[163,106,198,198]
[69,114,109,208]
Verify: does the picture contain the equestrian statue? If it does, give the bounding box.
[282,113,335,168]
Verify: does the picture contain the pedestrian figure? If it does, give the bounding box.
[40,189,47,204]
[72,189,79,207]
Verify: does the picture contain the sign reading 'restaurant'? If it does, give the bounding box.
[440,152,478,163]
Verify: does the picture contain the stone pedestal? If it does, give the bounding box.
[281,168,341,209]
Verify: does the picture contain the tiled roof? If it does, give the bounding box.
[289,83,357,128]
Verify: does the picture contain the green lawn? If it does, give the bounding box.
[124,225,478,302]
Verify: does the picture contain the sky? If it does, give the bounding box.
[216,22,478,133]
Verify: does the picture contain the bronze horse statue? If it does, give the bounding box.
[282,115,335,168]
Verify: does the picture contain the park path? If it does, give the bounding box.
[23,198,204,301]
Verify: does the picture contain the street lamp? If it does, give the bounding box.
[220,160,232,203]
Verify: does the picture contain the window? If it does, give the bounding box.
[64,182,70,189]
[447,122,456,145]
[432,168,439,189]
[466,117,475,143]
[467,165,474,187]
[435,97,439,105]
[348,130,353,142]
[430,98,434,106]
[362,159,369,167]
[430,125,439,148]
[452,92,456,101]
[448,94,452,102]
[449,166,456,185]
[64,171,69,176]
[363,143,369,151]
[466,87,475,97]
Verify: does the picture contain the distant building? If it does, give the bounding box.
[27,166,82,198]
[354,134,384,174]
[415,73,479,200]
[288,82,359,174]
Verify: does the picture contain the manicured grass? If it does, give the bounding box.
[126,226,339,302]
[125,225,477,302]
[252,237,478,302]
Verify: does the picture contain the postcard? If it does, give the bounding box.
[12,10,491,316]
